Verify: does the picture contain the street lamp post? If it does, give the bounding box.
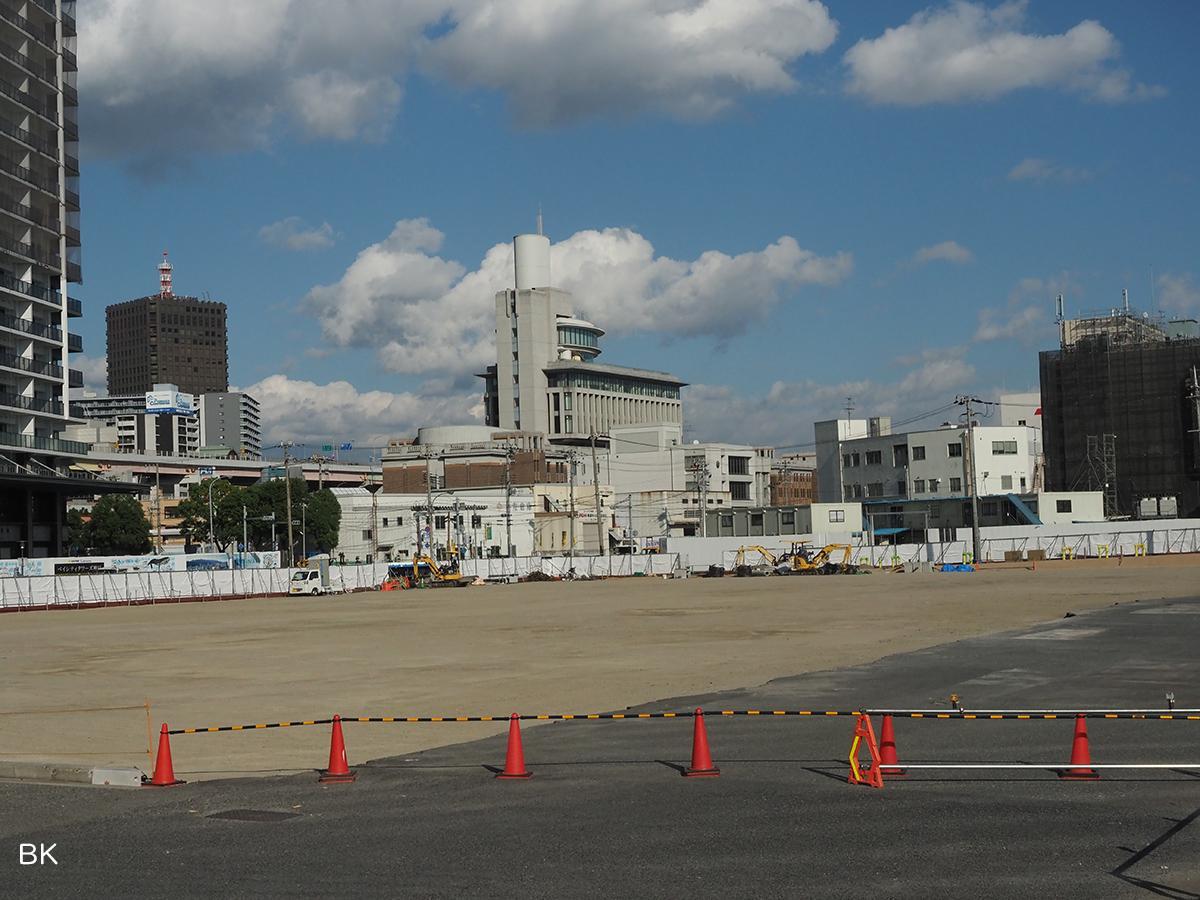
[206,479,217,550]
[301,501,307,560]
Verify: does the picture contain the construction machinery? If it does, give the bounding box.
[732,545,778,577]
[778,542,857,575]
[380,556,470,590]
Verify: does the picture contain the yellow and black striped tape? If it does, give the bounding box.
[167,710,1200,735]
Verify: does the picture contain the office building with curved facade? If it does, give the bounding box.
[479,226,684,443]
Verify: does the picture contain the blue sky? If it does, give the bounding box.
[74,0,1199,450]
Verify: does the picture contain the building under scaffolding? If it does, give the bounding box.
[1039,295,1200,518]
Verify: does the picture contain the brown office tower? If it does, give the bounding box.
[106,253,229,396]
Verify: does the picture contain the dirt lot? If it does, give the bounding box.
[2,556,1197,780]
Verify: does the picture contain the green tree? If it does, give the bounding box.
[65,508,90,554]
[86,494,152,555]
[302,488,341,555]
[176,478,246,551]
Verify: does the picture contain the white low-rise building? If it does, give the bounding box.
[601,424,774,541]
[330,487,535,563]
[816,416,1039,504]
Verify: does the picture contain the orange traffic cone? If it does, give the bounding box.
[496,713,532,779]
[1058,714,1099,780]
[684,708,720,777]
[145,723,184,787]
[878,714,907,777]
[319,715,357,783]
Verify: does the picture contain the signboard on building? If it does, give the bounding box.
[145,389,196,416]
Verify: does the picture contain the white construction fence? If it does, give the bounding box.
[0,554,682,611]
[668,519,1200,570]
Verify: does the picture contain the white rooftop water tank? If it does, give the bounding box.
[513,233,551,290]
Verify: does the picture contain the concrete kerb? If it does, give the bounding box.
[0,759,144,787]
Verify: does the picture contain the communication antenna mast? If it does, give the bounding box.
[158,250,173,298]
[843,396,855,425]
[536,206,543,236]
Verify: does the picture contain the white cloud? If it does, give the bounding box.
[844,1,1164,106]
[1007,157,1094,183]
[685,352,975,447]
[1155,273,1200,314]
[259,217,336,251]
[302,219,852,377]
[239,374,481,445]
[71,354,108,394]
[80,0,838,166]
[913,240,973,265]
[973,274,1071,342]
[425,0,838,126]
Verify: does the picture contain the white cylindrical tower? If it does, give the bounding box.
[513,233,551,290]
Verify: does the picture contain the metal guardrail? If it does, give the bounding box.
[0,431,88,454]
[0,390,62,415]
[0,348,61,377]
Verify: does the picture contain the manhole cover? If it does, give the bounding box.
[206,809,300,823]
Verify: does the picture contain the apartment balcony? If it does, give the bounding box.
[67,332,80,352]
[0,349,61,380]
[62,47,76,72]
[0,5,51,51]
[0,431,89,455]
[68,367,81,387]
[0,390,62,415]
[62,12,76,38]
[66,296,80,317]
[65,188,78,210]
[0,270,61,306]
[0,74,58,125]
[0,153,60,200]
[0,114,59,159]
[0,192,59,234]
[0,308,62,343]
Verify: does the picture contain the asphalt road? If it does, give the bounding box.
[4,595,1200,898]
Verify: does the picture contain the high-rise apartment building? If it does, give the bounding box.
[198,391,262,459]
[0,1,125,559]
[106,253,229,396]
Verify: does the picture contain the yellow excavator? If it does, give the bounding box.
[732,545,778,576]
[778,542,857,575]
[380,555,470,590]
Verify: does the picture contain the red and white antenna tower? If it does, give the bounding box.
[158,250,173,298]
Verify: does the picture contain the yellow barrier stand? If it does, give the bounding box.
[962,552,974,564]
[1097,544,1110,559]
[1134,543,1147,557]
[1060,546,1076,560]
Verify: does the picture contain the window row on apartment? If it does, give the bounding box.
[844,473,1028,499]
[842,439,1019,468]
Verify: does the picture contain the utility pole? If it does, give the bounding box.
[687,456,710,538]
[154,462,162,551]
[567,447,577,564]
[591,433,605,556]
[242,504,247,568]
[503,445,514,558]
[956,395,983,565]
[424,446,434,558]
[277,441,295,567]
[301,500,307,560]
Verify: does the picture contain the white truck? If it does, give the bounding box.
[289,555,332,595]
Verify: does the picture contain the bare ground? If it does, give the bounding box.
[1,555,1196,780]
